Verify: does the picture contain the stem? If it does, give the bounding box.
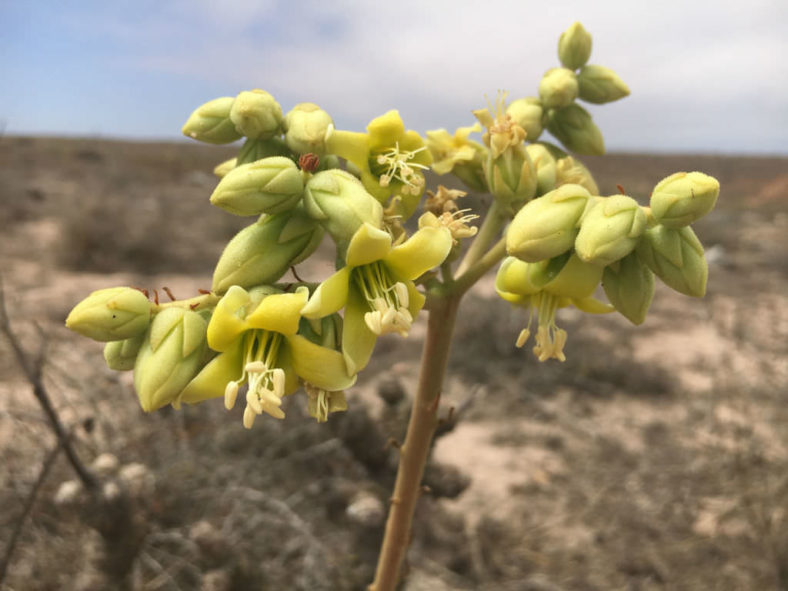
[453,237,507,296]
[154,292,219,312]
[369,293,460,591]
[456,200,506,276]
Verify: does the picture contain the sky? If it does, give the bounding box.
[1,0,786,154]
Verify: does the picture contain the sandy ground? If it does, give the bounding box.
[1,137,786,590]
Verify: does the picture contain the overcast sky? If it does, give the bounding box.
[2,0,786,153]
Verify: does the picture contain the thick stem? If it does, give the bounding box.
[369,294,460,591]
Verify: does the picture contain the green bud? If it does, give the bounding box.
[546,104,605,155]
[558,22,593,70]
[214,158,237,178]
[525,143,557,195]
[299,314,343,351]
[134,308,208,412]
[539,68,579,110]
[575,195,647,266]
[302,169,383,245]
[577,65,630,104]
[182,97,243,145]
[602,252,655,325]
[103,333,145,371]
[485,144,538,213]
[554,154,599,195]
[636,225,707,297]
[212,208,324,294]
[650,172,720,228]
[236,137,291,166]
[507,184,591,262]
[66,287,151,342]
[210,156,304,216]
[506,97,543,141]
[284,103,333,156]
[229,90,283,140]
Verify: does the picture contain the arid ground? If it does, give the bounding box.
[0,137,786,590]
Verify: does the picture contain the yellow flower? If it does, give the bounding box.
[425,124,483,175]
[326,110,432,213]
[301,223,453,375]
[496,253,613,362]
[177,286,355,428]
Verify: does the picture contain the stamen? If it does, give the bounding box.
[354,264,414,337]
[373,142,429,194]
[225,381,239,410]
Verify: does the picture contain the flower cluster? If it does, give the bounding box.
[67,95,455,427]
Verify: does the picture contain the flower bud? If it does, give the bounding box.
[485,145,537,213]
[284,103,333,156]
[66,287,151,342]
[212,208,324,294]
[649,172,720,228]
[558,22,592,70]
[134,308,209,412]
[539,68,579,110]
[103,333,145,371]
[554,154,599,195]
[602,252,655,325]
[214,158,237,178]
[507,184,591,262]
[636,225,707,297]
[577,65,630,104]
[236,137,291,166]
[210,156,304,216]
[302,169,384,245]
[506,97,543,141]
[525,143,557,195]
[575,195,647,266]
[182,97,243,144]
[546,104,605,155]
[229,90,283,140]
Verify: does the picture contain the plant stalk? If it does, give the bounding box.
[369,293,460,591]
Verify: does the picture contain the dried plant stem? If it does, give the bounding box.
[369,293,460,591]
[0,280,97,490]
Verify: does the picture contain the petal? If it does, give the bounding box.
[571,296,615,314]
[326,129,370,171]
[495,257,544,297]
[342,287,378,375]
[405,281,426,319]
[275,345,300,395]
[246,287,308,335]
[345,223,392,267]
[207,285,251,351]
[385,226,453,280]
[544,254,603,300]
[367,110,405,149]
[177,340,243,405]
[287,335,357,391]
[300,267,351,319]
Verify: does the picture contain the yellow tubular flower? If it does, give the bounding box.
[301,223,453,375]
[177,286,355,429]
[425,124,483,175]
[496,254,613,362]
[326,110,432,214]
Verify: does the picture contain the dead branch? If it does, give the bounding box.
[0,278,96,490]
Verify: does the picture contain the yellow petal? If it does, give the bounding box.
[275,345,300,395]
[405,281,426,319]
[207,285,252,351]
[246,288,308,335]
[544,254,603,300]
[346,223,392,267]
[287,335,357,391]
[326,129,370,171]
[342,287,378,375]
[300,267,351,319]
[572,296,615,314]
[177,341,243,405]
[367,110,405,149]
[385,226,453,280]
